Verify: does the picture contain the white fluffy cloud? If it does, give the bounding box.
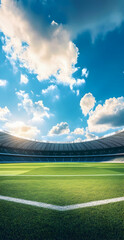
[74,78,86,86]
[42,85,57,95]
[16,90,50,122]
[0,0,80,89]
[73,138,83,142]
[85,131,98,140]
[80,93,96,116]
[51,20,58,26]
[20,74,28,84]
[0,106,10,121]
[82,68,89,78]
[4,121,40,139]
[76,90,79,96]
[42,85,60,101]
[49,122,70,135]
[72,127,84,135]
[0,79,7,87]
[88,97,124,133]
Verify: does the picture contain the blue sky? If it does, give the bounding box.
[0,0,124,142]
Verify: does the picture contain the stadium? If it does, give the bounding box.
[0,130,124,162]
[0,0,124,239]
[0,130,124,240]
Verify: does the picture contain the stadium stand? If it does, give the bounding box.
[0,131,124,162]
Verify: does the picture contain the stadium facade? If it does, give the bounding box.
[0,131,124,162]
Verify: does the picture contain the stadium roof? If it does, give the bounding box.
[0,131,124,152]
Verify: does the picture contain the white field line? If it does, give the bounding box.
[62,197,124,211]
[0,195,62,211]
[0,174,124,177]
[0,195,124,211]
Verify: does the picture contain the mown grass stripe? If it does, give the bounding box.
[0,174,124,177]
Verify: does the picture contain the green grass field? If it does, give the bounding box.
[0,162,124,240]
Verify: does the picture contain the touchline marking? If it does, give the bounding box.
[0,195,124,211]
[0,174,124,177]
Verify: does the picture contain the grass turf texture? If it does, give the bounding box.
[0,162,124,240]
